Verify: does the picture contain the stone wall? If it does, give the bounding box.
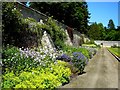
[81,34,90,43]
[64,30,73,46]
[94,40,120,47]
[72,30,83,47]
[16,2,85,47]
[16,2,48,22]
[16,2,73,46]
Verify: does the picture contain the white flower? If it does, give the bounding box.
[50,68,53,70]
[14,8,16,10]
[32,72,34,74]
[52,55,56,59]
[49,54,53,58]
[41,55,45,59]
[38,59,41,62]
[43,64,45,66]
[54,61,57,64]
[39,63,41,65]
[44,46,47,49]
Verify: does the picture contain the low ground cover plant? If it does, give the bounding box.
[2,60,71,89]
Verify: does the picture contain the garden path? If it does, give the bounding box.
[61,48,119,88]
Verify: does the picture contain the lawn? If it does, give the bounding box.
[108,48,120,57]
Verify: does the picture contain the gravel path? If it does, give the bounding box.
[61,48,118,88]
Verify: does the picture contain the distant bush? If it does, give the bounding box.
[85,39,95,44]
[111,44,119,48]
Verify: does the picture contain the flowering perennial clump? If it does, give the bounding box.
[19,47,57,67]
[72,52,88,73]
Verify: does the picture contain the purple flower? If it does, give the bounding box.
[56,54,71,62]
[72,52,88,73]
[72,52,88,64]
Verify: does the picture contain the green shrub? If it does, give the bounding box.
[2,2,22,46]
[2,2,43,48]
[85,39,95,44]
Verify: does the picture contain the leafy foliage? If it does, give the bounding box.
[30,2,90,34]
[2,45,71,89]
[108,19,115,30]
[2,2,66,49]
[2,2,22,46]
[2,60,71,89]
[2,46,40,74]
[62,45,90,59]
[87,22,105,40]
[87,19,120,41]
[2,44,91,88]
[44,17,66,49]
[2,2,43,48]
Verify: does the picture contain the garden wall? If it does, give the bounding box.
[94,40,120,47]
[72,30,83,47]
[16,2,84,47]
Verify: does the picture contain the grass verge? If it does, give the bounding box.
[108,48,120,57]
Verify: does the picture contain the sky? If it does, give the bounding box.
[87,2,118,28]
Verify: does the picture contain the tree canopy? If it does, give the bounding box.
[87,19,120,41]
[108,19,115,30]
[30,2,90,34]
[87,22,105,40]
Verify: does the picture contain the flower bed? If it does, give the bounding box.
[2,45,71,89]
[2,45,90,89]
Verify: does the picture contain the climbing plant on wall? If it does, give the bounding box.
[2,2,67,49]
[2,2,43,48]
[44,17,67,49]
